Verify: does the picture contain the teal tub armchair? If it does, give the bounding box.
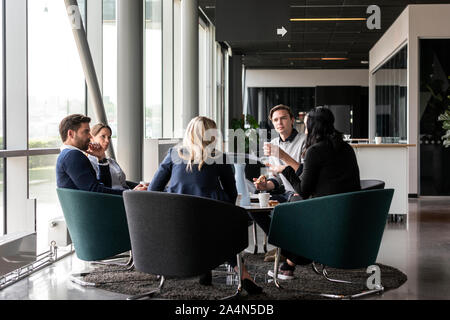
[268,188,394,298]
[56,188,133,285]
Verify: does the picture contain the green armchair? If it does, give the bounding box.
[56,188,133,285]
[268,188,394,298]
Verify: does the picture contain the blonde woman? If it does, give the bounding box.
[148,116,235,202]
[148,116,263,294]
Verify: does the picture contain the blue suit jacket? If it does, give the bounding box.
[56,148,123,195]
[148,148,237,204]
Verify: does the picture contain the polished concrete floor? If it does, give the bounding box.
[0,197,449,300]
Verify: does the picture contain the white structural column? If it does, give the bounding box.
[182,0,199,128]
[117,0,144,181]
[4,0,34,234]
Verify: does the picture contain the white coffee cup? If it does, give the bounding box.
[375,137,382,144]
[258,192,271,207]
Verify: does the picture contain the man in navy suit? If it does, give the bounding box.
[56,114,143,195]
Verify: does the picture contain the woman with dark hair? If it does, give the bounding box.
[265,106,361,280]
[271,106,361,199]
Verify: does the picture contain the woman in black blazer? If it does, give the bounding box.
[266,107,361,280]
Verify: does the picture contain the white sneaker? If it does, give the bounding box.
[267,269,295,280]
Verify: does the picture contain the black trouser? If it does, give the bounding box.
[248,211,312,266]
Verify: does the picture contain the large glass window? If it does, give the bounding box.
[0,159,4,237]
[29,155,60,254]
[199,23,208,117]
[27,0,86,252]
[103,0,118,150]
[173,0,182,137]
[0,0,3,150]
[145,0,162,138]
[373,45,408,141]
[28,0,86,149]
[0,1,4,236]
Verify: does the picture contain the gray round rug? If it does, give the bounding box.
[81,253,407,300]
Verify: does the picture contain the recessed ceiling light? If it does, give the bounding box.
[321,57,348,61]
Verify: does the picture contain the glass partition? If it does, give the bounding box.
[419,39,450,196]
[373,45,407,142]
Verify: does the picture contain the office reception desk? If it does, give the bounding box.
[351,144,415,217]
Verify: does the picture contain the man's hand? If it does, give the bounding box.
[133,182,149,191]
[253,175,268,191]
[86,142,106,160]
[264,143,288,160]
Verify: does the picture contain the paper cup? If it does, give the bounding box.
[258,193,271,207]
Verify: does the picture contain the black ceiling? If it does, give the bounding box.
[199,0,450,69]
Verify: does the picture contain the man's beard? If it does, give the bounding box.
[74,136,90,151]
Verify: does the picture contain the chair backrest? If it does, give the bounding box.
[123,191,249,277]
[268,189,394,269]
[56,188,131,261]
[360,179,385,190]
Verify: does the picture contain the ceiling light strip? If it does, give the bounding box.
[290,18,366,22]
[287,57,349,61]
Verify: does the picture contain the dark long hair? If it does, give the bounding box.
[302,107,343,157]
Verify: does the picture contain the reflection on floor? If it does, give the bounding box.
[0,197,449,300]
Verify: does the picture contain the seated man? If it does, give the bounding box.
[253,104,306,202]
[251,105,305,261]
[56,114,143,195]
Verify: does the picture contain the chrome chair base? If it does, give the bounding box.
[126,276,166,300]
[126,253,244,300]
[90,251,133,267]
[69,272,98,287]
[273,253,384,299]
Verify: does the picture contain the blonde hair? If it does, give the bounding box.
[178,116,219,172]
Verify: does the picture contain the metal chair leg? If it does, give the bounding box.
[322,268,352,284]
[252,222,258,254]
[263,234,268,253]
[273,248,282,289]
[318,266,384,299]
[312,262,323,275]
[91,251,133,267]
[69,272,98,287]
[126,276,165,300]
[221,253,243,300]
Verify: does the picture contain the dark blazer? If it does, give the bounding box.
[148,148,237,204]
[282,140,360,199]
[56,148,123,195]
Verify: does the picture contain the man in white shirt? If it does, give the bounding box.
[253,104,306,202]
